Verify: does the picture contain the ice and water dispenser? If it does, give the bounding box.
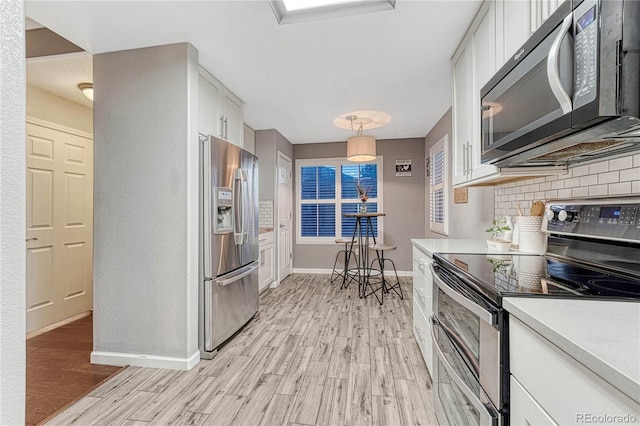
[212,187,233,234]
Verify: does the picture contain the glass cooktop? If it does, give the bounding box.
[434,252,640,305]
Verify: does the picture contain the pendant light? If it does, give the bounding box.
[346,115,376,162]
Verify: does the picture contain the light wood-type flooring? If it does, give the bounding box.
[46,274,437,426]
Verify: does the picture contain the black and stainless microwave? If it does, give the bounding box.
[481,0,640,167]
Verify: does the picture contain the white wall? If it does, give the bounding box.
[0,0,26,422]
[92,43,200,369]
[27,84,93,133]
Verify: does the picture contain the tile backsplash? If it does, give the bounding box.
[495,154,640,218]
[259,200,274,228]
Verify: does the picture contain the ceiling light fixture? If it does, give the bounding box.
[268,0,395,25]
[77,82,93,101]
[346,115,376,162]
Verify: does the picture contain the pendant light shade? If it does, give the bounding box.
[345,114,377,162]
[347,135,377,162]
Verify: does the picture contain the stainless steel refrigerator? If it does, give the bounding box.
[199,135,259,359]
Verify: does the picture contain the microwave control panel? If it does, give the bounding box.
[573,0,598,109]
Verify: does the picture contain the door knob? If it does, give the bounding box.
[280,224,286,228]
[26,237,38,241]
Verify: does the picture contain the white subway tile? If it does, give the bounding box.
[508,194,517,202]
[551,180,565,190]
[563,177,580,188]
[634,154,640,167]
[609,156,633,171]
[572,187,589,197]
[534,191,546,200]
[579,174,598,186]
[545,190,558,199]
[533,177,546,184]
[589,161,609,174]
[588,185,608,196]
[620,168,640,182]
[608,182,632,195]
[540,182,552,191]
[633,181,640,193]
[545,175,558,182]
[557,189,572,198]
[528,184,540,192]
[516,194,526,201]
[597,171,619,184]
[505,188,513,195]
[524,193,535,201]
[572,164,590,177]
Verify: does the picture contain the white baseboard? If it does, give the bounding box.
[270,280,281,289]
[27,310,92,339]
[292,268,412,277]
[91,349,201,371]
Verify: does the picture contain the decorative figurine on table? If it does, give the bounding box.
[356,184,369,214]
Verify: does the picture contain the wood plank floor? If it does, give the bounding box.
[46,274,438,426]
[26,313,124,426]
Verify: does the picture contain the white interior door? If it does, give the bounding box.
[26,120,93,333]
[277,152,292,281]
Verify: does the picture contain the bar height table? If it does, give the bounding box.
[342,212,386,298]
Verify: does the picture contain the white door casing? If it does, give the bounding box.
[277,152,292,282]
[26,119,93,333]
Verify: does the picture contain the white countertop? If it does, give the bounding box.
[504,297,640,405]
[411,238,544,257]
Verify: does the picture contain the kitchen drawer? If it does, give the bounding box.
[510,317,640,425]
[259,231,274,246]
[510,375,557,426]
[413,295,433,374]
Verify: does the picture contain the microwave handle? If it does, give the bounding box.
[547,14,573,114]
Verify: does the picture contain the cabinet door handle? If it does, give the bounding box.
[224,117,228,140]
[26,237,38,241]
[219,115,225,139]
[462,143,468,177]
[467,143,473,178]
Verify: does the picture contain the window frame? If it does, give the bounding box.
[430,134,449,235]
[296,156,384,245]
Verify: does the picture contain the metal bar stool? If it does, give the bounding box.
[330,238,359,286]
[366,243,402,304]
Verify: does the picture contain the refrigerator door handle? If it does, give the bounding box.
[215,261,259,286]
[233,168,245,245]
[202,137,213,280]
[243,170,250,244]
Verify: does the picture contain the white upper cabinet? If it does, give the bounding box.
[450,0,567,187]
[530,0,567,35]
[198,66,244,148]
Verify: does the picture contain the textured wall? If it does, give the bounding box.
[93,43,200,364]
[26,85,93,133]
[425,109,495,239]
[0,0,26,422]
[293,138,425,272]
[494,155,640,218]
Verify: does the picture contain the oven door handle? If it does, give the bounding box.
[431,316,499,426]
[430,263,496,326]
[432,315,480,376]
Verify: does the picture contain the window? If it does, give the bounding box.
[297,157,383,244]
[430,135,448,235]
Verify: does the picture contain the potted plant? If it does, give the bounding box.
[356,184,369,213]
[486,218,511,251]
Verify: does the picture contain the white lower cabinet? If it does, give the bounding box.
[510,375,557,426]
[510,317,640,425]
[259,232,274,292]
[412,246,434,373]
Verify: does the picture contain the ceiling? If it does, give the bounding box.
[25,0,482,144]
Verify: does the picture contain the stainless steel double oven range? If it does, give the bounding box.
[430,196,640,426]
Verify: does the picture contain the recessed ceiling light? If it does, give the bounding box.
[269,0,395,25]
[77,83,93,101]
[334,110,392,130]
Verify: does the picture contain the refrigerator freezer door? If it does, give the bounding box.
[203,261,259,352]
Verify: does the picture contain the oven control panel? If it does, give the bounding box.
[544,197,640,242]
